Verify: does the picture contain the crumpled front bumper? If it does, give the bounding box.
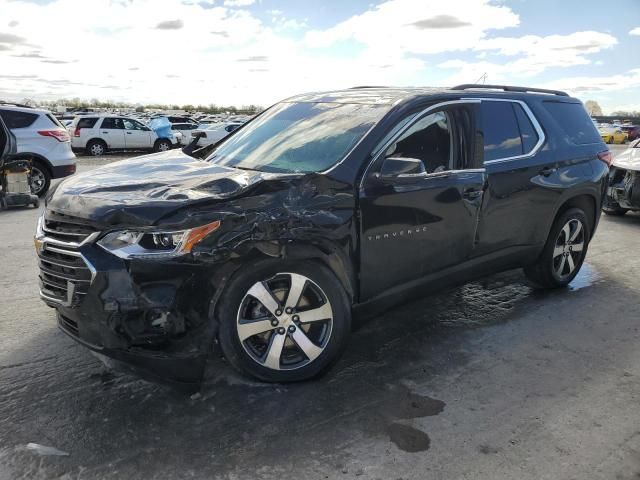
[37,230,218,388]
[608,167,640,210]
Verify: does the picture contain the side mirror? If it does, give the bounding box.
[380,157,426,178]
[142,126,151,131]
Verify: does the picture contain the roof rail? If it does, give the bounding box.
[452,84,569,97]
[349,85,388,89]
[0,100,34,108]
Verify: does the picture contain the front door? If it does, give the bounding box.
[123,118,152,149]
[358,102,486,300]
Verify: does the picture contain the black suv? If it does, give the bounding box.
[36,85,610,387]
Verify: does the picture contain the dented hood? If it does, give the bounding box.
[47,150,291,227]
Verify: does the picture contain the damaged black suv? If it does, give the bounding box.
[36,85,610,387]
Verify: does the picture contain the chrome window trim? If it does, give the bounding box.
[359,99,482,189]
[462,97,546,165]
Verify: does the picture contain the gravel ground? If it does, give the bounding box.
[0,145,638,480]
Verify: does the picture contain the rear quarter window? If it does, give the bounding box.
[542,101,602,145]
[45,113,64,128]
[0,109,39,129]
[77,118,99,129]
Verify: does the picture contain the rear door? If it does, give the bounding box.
[98,117,125,148]
[358,101,486,300]
[473,99,567,257]
[123,118,152,149]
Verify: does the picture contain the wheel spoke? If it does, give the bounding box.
[285,273,307,310]
[569,221,582,242]
[290,328,323,361]
[237,319,275,341]
[263,332,286,370]
[567,254,575,273]
[557,255,567,275]
[572,242,584,252]
[553,245,564,259]
[296,303,332,324]
[246,281,280,316]
[561,223,571,243]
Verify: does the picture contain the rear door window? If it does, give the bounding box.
[513,104,539,153]
[101,117,124,129]
[542,101,601,145]
[0,109,39,129]
[480,101,522,162]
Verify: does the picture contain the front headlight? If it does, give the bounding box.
[97,220,220,259]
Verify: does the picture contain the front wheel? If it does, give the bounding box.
[524,208,590,289]
[217,260,351,382]
[154,139,171,152]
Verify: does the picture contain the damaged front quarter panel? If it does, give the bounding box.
[45,149,357,387]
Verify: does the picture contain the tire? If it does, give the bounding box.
[608,137,614,144]
[30,162,51,197]
[86,139,107,156]
[524,208,590,289]
[154,139,171,152]
[217,259,351,382]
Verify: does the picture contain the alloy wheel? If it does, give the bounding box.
[30,166,46,195]
[552,218,585,279]
[236,272,333,371]
[90,143,104,156]
[158,142,170,151]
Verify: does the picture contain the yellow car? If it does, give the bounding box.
[600,129,628,144]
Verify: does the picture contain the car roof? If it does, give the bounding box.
[0,104,50,115]
[283,85,574,106]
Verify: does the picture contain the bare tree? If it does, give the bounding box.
[585,100,603,116]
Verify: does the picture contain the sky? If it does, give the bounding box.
[0,0,639,113]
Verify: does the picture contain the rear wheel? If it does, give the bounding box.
[524,208,590,288]
[217,260,351,382]
[86,139,106,156]
[30,162,51,197]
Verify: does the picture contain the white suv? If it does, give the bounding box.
[0,104,77,196]
[69,116,180,156]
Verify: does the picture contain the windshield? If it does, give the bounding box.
[206,102,387,173]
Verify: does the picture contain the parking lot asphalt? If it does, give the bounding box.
[1,145,639,480]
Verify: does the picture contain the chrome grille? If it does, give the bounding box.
[42,211,98,244]
[37,212,98,308]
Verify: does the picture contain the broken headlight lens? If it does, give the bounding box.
[97,221,220,259]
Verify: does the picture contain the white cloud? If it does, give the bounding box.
[438,31,617,83]
[630,27,640,36]
[540,68,640,95]
[305,0,520,56]
[224,0,255,6]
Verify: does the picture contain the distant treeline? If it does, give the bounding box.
[25,98,263,114]
[593,115,640,124]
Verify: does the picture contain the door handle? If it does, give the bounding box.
[539,166,557,177]
[463,188,483,200]
[126,132,132,135]
[101,131,109,134]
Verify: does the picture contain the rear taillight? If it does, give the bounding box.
[73,127,81,137]
[597,150,613,167]
[38,129,70,142]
